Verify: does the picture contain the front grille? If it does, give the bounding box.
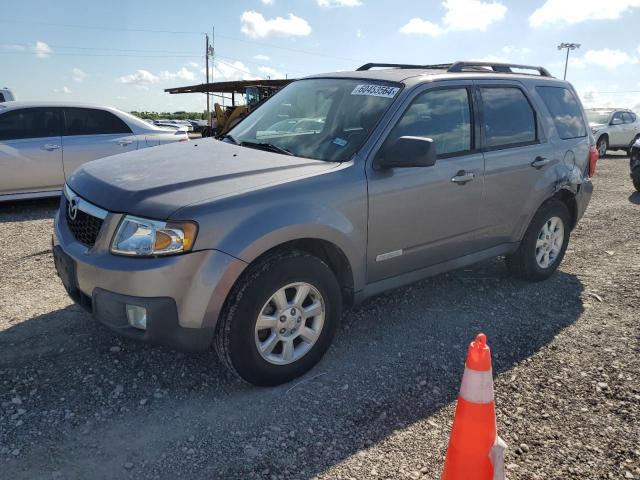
[64,198,104,248]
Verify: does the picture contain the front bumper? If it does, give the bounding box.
[53,202,247,351]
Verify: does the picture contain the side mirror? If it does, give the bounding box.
[611,117,623,126]
[375,136,437,170]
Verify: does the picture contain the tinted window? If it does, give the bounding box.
[622,112,635,124]
[63,108,131,136]
[0,108,60,141]
[388,88,472,156]
[481,87,536,149]
[0,93,5,102]
[536,86,587,140]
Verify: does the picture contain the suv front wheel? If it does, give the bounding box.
[505,200,571,282]
[215,250,342,386]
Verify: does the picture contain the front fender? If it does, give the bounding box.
[216,201,365,289]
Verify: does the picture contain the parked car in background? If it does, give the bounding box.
[53,61,594,386]
[0,101,189,201]
[586,108,640,157]
[630,137,640,191]
[0,87,16,102]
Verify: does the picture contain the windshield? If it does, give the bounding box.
[586,111,611,125]
[228,78,402,162]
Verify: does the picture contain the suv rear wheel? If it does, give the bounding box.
[215,250,342,386]
[505,200,571,282]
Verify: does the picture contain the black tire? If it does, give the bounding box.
[505,200,571,282]
[214,250,342,386]
[597,136,608,158]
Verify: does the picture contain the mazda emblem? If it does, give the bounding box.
[68,197,79,221]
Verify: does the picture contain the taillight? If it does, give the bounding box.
[588,144,598,177]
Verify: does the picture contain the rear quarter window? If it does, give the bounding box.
[536,86,587,140]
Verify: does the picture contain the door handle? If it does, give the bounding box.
[531,156,550,169]
[41,144,61,151]
[117,139,133,146]
[451,170,475,185]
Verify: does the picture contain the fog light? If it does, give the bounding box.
[126,305,147,330]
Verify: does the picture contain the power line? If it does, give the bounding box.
[0,51,201,59]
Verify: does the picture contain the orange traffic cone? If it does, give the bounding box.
[442,333,506,480]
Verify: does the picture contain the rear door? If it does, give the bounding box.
[366,83,485,282]
[0,107,64,196]
[622,112,637,146]
[476,81,556,246]
[61,107,138,177]
[608,111,626,147]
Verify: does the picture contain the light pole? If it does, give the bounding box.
[557,43,580,80]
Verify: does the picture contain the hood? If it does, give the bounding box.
[67,139,338,219]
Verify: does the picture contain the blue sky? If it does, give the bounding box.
[2,0,640,112]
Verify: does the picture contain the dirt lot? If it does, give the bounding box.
[1,155,638,480]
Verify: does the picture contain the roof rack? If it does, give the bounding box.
[356,61,553,77]
[356,63,452,71]
[447,61,552,77]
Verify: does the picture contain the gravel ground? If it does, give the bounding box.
[0,154,638,480]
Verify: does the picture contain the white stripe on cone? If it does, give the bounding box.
[490,436,507,480]
[459,367,495,404]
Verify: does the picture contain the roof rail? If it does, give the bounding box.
[447,61,553,77]
[356,63,452,71]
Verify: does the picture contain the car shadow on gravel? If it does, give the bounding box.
[0,258,584,479]
[0,198,59,223]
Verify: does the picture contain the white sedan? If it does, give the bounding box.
[0,101,189,201]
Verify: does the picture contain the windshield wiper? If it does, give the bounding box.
[240,141,294,156]
[221,134,238,144]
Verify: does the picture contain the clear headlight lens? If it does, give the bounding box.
[110,215,197,257]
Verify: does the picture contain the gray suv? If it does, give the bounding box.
[53,61,595,386]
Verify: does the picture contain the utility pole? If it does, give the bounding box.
[557,42,580,80]
[205,33,210,127]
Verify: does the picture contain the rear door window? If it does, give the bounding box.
[63,108,132,136]
[480,87,537,149]
[387,88,472,157]
[0,108,60,141]
[536,86,587,140]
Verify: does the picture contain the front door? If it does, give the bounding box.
[0,107,64,196]
[366,84,485,283]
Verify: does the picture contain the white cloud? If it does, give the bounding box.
[400,18,444,36]
[203,61,258,81]
[253,54,271,61]
[33,41,52,58]
[240,11,312,38]
[119,70,160,85]
[356,28,364,39]
[185,61,200,68]
[261,0,274,4]
[400,0,506,36]
[258,66,284,78]
[530,0,640,27]
[72,68,88,83]
[317,0,362,7]
[2,44,26,51]
[53,86,72,94]
[582,49,632,69]
[160,67,196,82]
[501,45,531,56]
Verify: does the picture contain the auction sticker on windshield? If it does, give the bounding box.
[351,84,400,98]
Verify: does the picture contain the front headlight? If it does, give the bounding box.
[111,215,198,257]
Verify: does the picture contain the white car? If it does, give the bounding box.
[586,108,640,157]
[0,101,189,201]
[0,87,16,102]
